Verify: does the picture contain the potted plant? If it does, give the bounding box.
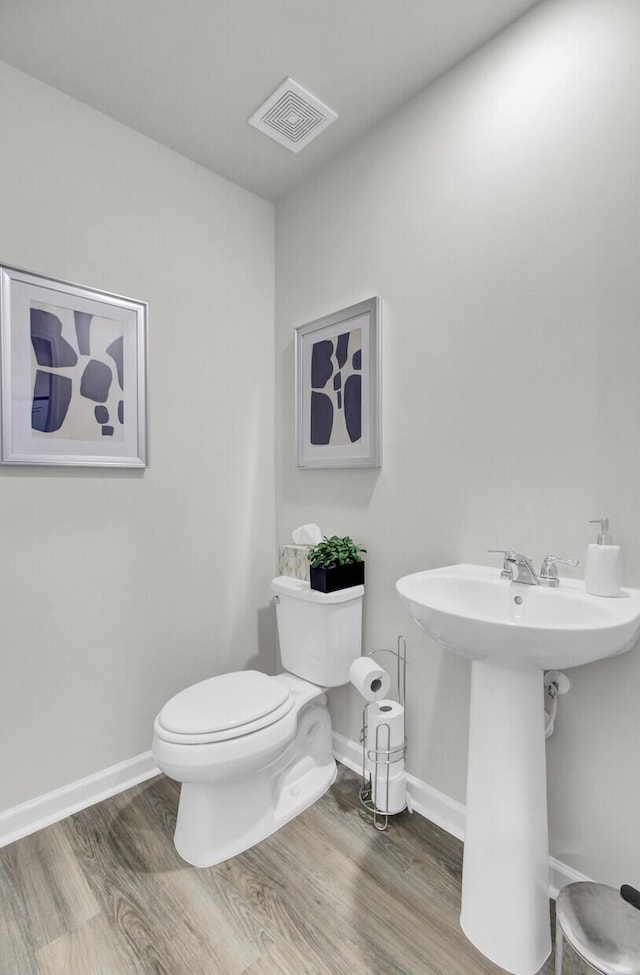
[307,535,366,593]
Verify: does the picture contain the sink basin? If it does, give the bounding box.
[396,563,640,669]
[396,563,640,975]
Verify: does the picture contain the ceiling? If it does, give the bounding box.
[0,0,541,201]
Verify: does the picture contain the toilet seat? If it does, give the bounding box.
[154,670,295,745]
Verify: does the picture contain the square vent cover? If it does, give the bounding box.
[248,77,337,154]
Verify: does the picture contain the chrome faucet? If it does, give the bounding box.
[488,550,579,587]
[489,550,540,585]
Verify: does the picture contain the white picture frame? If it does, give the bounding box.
[0,263,148,468]
[295,297,381,469]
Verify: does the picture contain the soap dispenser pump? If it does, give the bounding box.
[585,517,622,597]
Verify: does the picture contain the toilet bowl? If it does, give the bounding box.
[152,576,363,867]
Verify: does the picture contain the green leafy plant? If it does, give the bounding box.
[307,535,366,570]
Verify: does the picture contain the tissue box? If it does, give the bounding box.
[279,545,312,581]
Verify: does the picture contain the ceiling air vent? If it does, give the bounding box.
[248,77,337,153]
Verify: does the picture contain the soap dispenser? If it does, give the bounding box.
[585,517,622,597]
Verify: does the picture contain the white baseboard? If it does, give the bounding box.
[0,751,160,849]
[548,856,591,899]
[0,734,593,900]
[332,729,364,775]
[332,731,589,898]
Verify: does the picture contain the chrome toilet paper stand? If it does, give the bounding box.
[359,635,408,831]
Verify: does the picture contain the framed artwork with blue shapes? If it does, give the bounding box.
[295,297,380,468]
[0,264,148,467]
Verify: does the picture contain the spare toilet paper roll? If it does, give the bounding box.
[371,763,407,815]
[366,700,405,758]
[366,700,407,814]
[291,523,322,546]
[349,657,391,702]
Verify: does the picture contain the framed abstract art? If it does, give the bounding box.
[295,297,381,469]
[0,264,148,467]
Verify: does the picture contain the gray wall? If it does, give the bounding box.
[0,61,276,810]
[275,0,640,885]
[3,0,639,889]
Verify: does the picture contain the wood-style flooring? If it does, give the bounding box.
[0,765,557,975]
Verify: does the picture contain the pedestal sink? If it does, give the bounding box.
[396,564,640,975]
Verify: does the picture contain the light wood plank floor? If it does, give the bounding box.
[0,765,556,975]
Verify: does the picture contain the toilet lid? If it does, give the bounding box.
[157,671,292,736]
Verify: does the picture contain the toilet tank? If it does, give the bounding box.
[271,576,363,687]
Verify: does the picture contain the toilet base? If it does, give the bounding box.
[175,759,336,867]
[172,698,335,867]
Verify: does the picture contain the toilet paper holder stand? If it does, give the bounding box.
[359,635,408,831]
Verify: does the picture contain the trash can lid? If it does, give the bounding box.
[556,882,640,975]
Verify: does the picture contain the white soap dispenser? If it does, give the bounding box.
[585,517,622,597]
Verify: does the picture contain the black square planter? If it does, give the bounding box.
[309,561,365,593]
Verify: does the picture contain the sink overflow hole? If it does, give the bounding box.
[514,595,523,605]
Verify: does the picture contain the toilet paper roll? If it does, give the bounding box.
[365,700,406,814]
[366,700,405,757]
[349,657,391,702]
[372,763,407,815]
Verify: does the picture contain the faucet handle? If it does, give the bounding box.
[540,554,579,587]
[541,554,579,568]
[488,548,529,563]
[488,549,522,579]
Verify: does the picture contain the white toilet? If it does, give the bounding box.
[152,575,364,867]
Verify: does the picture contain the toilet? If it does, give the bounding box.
[152,575,364,867]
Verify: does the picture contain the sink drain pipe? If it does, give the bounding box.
[544,670,570,739]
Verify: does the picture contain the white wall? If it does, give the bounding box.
[276,0,640,885]
[0,61,275,811]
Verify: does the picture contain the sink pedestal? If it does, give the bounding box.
[460,660,551,975]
